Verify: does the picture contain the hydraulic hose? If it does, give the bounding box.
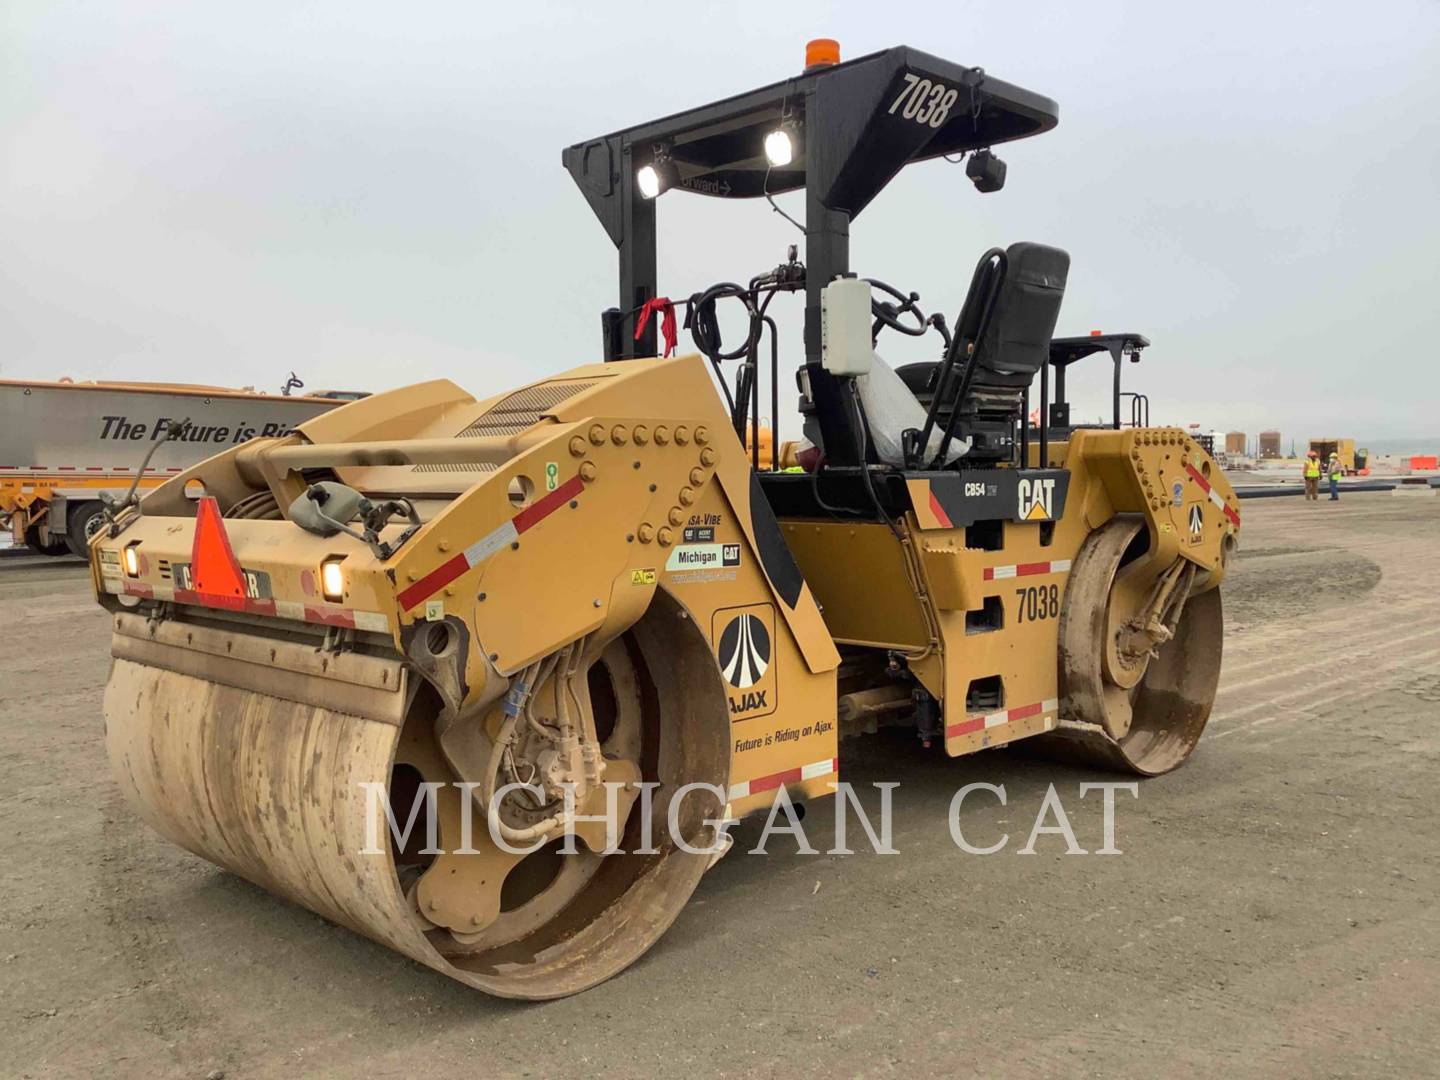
[482,657,572,844]
[846,380,904,542]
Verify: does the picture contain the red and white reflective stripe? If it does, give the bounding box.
[928,490,954,529]
[114,579,389,632]
[0,465,135,473]
[946,698,1059,740]
[395,473,585,611]
[727,756,837,801]
[983,559,1071,581]
[1185,462,1240,526]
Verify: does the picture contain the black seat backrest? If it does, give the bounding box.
[897,243,1069,411]
[902,242,1070,469]
[974,242,1070,377]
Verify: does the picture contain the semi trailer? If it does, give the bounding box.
[1,379,354,555]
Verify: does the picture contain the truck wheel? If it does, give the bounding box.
[65,501,107,557]
[24,525,71,557]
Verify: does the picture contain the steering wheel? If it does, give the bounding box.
[865,278,928,338]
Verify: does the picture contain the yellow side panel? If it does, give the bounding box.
[780,520,932,651]
[658,478,838,818]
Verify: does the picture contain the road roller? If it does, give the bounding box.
[89,42,1239,999]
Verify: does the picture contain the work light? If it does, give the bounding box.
[763,129,794,167]
[637,150,679,199]
[320,558,345,602]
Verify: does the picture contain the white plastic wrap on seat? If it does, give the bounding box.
[857,353,969,466]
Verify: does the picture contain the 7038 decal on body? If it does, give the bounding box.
[888,72,961,127]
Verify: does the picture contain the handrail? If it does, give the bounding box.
[241,430,553,473]
[1121,392,1149,428]
[913,248,1007,469]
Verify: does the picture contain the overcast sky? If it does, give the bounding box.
[3,2,1438,445]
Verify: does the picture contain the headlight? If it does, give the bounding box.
[123,544,140,577]
[320,558,345,602]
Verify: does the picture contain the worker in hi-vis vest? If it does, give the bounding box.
[1303,450,1321,501]
[1328,451,1343,501]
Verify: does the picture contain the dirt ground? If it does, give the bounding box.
[2,491,1437,1079]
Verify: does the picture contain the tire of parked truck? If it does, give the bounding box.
[65,501,107,558]
[24,525,71,557]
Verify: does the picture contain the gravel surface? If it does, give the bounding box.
[2,492,1436,1078]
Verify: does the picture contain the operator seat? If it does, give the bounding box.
[900,242,1069,465]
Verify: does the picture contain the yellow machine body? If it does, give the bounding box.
[92,354,1239,997]
[83,32,1250,999]
[787,426,1238,756]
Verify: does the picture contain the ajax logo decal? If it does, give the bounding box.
[1189,504,1204,538]
[713,604,777,719]
[1017,477,1056,521]
[718,612,770,689]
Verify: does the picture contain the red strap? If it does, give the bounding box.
[634,297,678,358]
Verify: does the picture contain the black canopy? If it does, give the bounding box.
[562,44,1061,466]
[565,46,1058,240]
[1048,333,1150,368]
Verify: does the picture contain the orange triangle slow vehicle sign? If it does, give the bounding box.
[189,496,248,609]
